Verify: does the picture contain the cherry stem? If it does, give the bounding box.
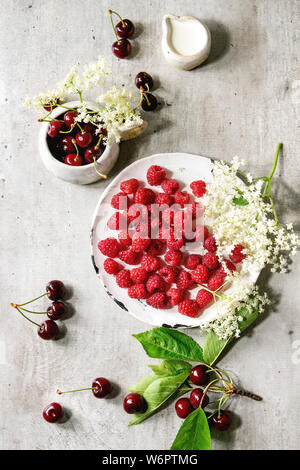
[133,92,144,112]
[108,10,120,43]
[59,123,76,134]
[11,291,49,308]
[108,9,125,27]
[94,134,103,150]
[14,306,41,328]
[93,157,107,179]
[18,306,47,315]
[233,388,263,401]
[71,139,79,156]
[141,88,151,106]
[56,386,98,395]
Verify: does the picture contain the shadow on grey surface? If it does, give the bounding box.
[59,407,72,424]
[210,410,241,444]
[201,20,231,66]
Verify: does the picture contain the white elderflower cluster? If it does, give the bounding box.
[205,284,270,340]
[204,157,300,274]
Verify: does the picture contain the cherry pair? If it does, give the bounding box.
[135,72,158,112]
[108,10,135,59]
[10,280,66,340]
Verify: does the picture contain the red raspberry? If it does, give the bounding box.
[98,238,120,258]
[165,250,183,266]
[146,274,166,294]
[161,178,179,195]
[196,289,213,309]
[118,230,132,247]
[167,236,184,251]
[176,270,194,290]
[186,202,203,219]
[134,187,156,205]
[229,244,246,264]
[120,178,139,194]
[202,253,219,270]
[107,212,127,231]
[103,258,121,275]
[111,192,130,210]
[158,265,179,283]
[146,239,166,256]
[146,292,166,309]
[190,180,207,198]
[207,275,224,291]
[174,190,190,207]
[166,288,185,306]
[178,300,199,318]
[155,192,174,206]
[134,221,150,238]
[146,165,166,186]
[215,260,236,277]
[131,235,151,253]
[141,254,161,272]
[119,248,139,265]
[191,265,209,284]
[162,207,175,225]
[194,225,210,242]
[128,284,148,299]
[116,269,133,288]
[204,235,217,253]
[184,254,202,270]
[130,267,148,284]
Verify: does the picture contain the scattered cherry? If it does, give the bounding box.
[64,111,78,128]
[47,301,67,321]
[175,398,193,419]
[212,411,232,431]
[116,18,135,39]
[46,280,66,301]
[135,72,153,91]
[190,388,209,409]
[47,120,64,138]
[38,319,59,340]
[57,377,112,398]
[43,402,64,423]
[141,93,157,112]
[190,365,209,386]
[61,136,76,154]
[112,38,131,59]
[123,393,145,414]
[64,153,83,166]
[75,131,93,148]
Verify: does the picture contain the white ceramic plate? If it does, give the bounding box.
[91,153,260,328]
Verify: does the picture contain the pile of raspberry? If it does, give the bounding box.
[98,165,246,318]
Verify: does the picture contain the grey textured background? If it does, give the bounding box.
[0,0,299,450]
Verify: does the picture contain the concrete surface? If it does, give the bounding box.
[0,0,300,450]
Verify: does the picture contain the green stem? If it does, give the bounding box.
[57,386,98,395]
[78,90,83,104]
[93,157,107,179]
[108,10,120,43]
[15,307,40,328]
[19,306,47,315]
[13,291,49,307]
[108,9,125,27]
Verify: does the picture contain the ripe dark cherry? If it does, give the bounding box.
[141,93,157,111]
[135,72,154,91]
[47,120,64,138]
[112,38,131,59]
[44,101,58,112]
[64,111,78,128]
[84,146,104,164]
[190,388,209,409]
[46,280,66,301]
[65,153,83,166]
[123,393,145,414]
[83,123,96,134]
[212,411,232,431]
[190,365,209,386]
[43,402,63,423]
[75,131,93,148]
[47,301,67,321]
[38,320,59,340]
[61,136,76,154]
[175,398,193,419]
[92,377,112,398]
[116,19,135,39]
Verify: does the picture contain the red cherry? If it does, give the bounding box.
[123,393,145,414]
[92,377,112,398]
[190,365,209,386]
[75,131,93,148]
[190,388,209,409]
[47,301,67,321]
[64,153,83,166]
[46,280,66,301]
[212,411,232,431]
[175,398,193,419]
[135,72,153,91]
[63,111,78,128]
[61,136,76,154]
[141,93,157,111]
[47,120,64,138]
[84,146,104,164]
[38,320,59,340]
[112,38,131,59]
[116,19,135,38]
[43,101,58,112]
[43,402,63,423]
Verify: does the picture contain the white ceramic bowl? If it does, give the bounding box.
[39,101,120,184]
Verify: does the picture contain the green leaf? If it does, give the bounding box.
[149,359,192,376]
[203,306,259,365]
[171,408,211,450]
[133,327,204,362]
[129,369,190,426]
[233,196,249,206]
